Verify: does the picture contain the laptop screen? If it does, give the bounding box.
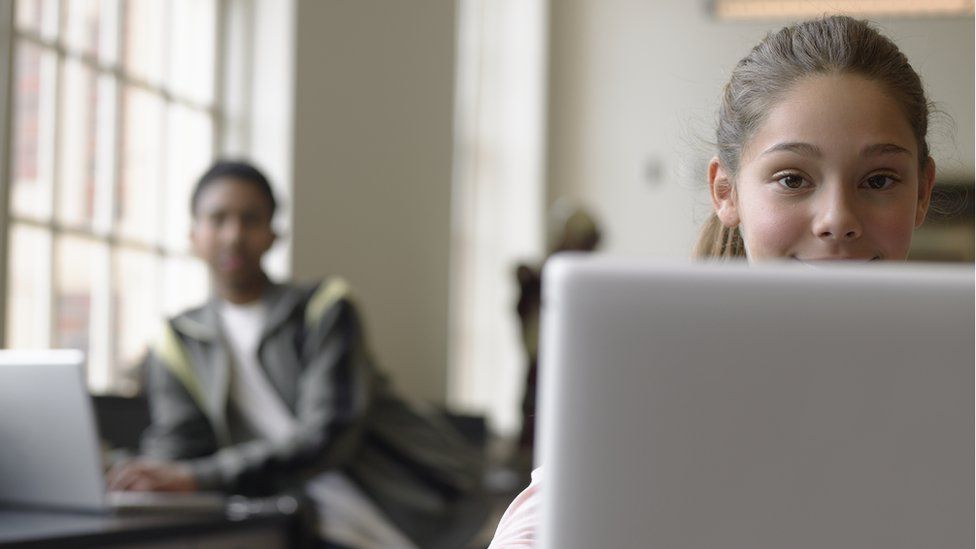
[0,350,109,511]
[537,257,973,549]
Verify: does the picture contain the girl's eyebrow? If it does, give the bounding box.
[861,143,912,157]
[758,142,912,158]
[760,142,821,157]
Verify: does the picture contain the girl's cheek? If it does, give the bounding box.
[743,204,806,257]
[871,211,917,259]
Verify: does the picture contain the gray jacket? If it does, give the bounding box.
[141,278,482,546]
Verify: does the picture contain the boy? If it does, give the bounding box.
[109,161,480,548]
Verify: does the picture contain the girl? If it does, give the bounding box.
[488,14,936,547]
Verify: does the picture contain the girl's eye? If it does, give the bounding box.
[863,174,896,190]
[776,174,807,190]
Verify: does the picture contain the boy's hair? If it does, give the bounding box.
[695,15,931,259]
[190,160,277,218]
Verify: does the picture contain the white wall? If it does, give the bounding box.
[547,2,975,258]
[290,0,457,403]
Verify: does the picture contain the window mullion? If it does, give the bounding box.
[12,32,219,117]
[0,1,15,348]
[157,0,173,320]
[212,0,226,156]
[161,0,172,98]
[47,0,66,350]
[103,0,124,391]
[12,215,179,256]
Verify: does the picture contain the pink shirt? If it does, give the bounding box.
[488,467,543,548]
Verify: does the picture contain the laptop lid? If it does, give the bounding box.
[537,257,973,549]
[0,350,109,512]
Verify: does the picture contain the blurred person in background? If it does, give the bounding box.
[513,200,602,472]
[108,160,482,549]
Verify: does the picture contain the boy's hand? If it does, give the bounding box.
[106,458,198,493]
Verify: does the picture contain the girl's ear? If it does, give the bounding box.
[708,157,739,228]
[914,156,936,228]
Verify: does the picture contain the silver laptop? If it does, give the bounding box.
[537,257,973,549]
[0,350,224,513]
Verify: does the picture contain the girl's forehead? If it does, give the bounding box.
[741,73,918,163]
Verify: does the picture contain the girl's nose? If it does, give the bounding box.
[812,189,862,241]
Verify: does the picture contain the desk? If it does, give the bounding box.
[0,507,295,548]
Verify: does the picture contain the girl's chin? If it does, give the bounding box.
[790,255,881,265]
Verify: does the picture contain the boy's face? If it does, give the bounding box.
[190,177,275,290]
[710,74,934,263]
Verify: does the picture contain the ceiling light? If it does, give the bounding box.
[712,0,974,20]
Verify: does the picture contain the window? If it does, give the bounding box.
[5,0,219,393]
[448,0,547,435]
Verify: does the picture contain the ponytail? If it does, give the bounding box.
[694,214,746,259]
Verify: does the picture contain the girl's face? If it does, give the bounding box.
[709,73,935,262]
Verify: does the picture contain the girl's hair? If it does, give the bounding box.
[695,15,931,259]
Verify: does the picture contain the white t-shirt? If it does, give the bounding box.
[220,299,296,443]
[218,299,416,548]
